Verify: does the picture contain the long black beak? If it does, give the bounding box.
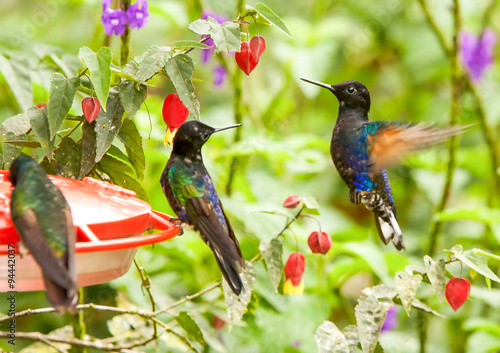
[300,78,334,91]
[213,124,241,133]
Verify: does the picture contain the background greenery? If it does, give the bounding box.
[0,0,499,352]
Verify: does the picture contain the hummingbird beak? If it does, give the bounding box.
[300,78,334,91]
[164,128,177,146]
[213,124,241,133]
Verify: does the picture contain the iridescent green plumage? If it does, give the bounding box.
[9,156,78,313]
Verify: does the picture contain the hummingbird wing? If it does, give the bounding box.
[364,121,470,172]
[167,160,244,295]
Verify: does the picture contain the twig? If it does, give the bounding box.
[151,318,201,353]
[134,260,157,338]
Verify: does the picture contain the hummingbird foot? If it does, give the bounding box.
[168,217,185,236]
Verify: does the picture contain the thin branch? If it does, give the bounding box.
[417,0,451,56]
[151,318,201,353]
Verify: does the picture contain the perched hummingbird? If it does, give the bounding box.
[9,156,78,313]
[301,79,468,250]
[161,121,245,295]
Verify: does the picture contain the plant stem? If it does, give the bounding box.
[120,0,131,66]
[70,288,86,353]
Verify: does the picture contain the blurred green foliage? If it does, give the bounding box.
[0,0,499,352]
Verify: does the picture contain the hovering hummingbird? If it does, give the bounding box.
[161,121,245,295]
[301,78,468,250]
[9,156,78,313]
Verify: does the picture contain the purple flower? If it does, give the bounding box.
[213,65,227,88]
[381,307,398,332]
[127,0,149,30]
[460,28,497,81]
[102,0,112,10]
[102,7,128,36]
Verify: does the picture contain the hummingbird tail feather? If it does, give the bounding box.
[213,250,244,296]
[374,210,404,250]
[43,274,78,314]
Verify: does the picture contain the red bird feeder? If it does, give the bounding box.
[0,171,179,292]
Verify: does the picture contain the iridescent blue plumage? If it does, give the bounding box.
[161,121,244,295]
[302,78,468,250]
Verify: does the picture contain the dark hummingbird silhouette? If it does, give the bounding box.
[301,78,468,250]
[9,156,78,313]
[161,121,245,295]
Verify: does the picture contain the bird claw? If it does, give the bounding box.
[168,217,184,236]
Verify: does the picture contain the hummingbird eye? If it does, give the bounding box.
[347,86,355,94]
[202,132,210,140]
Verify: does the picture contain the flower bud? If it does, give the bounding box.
[82,97,100,123]
[445,277,470,311]
[307,231,332,255]
[283,195,301,209]
[283,252,306,296]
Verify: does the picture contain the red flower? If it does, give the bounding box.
[235,35,266,75]
[283,252,305,296]
[283,195,301,209]
[162,93,189,145]
[82,97,100,123]
[445,277,471,311]
[307,231,332,255]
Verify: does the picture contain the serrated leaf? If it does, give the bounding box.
[0,54,33,110]
[3,132,27,168]
[259,238,283,292]
[118,118,145,180]
[254,3,292,38]
[78,120,97,179]
[302,195,320,215]
[94,91,124,163]
[424,255,446,302]
[78,46,112,110]
[175,311,206,348]
[188,19,210,35]
[111,62,141,82]
[206,18,241,54]
[315,321,355,353]
[411,298,445,318]
[136,45,171,82]
[165,54,200,120]
[0,113,31,135]
[118,80,146,118]
[362,284,397,300]
[97,154,149,202]
[447,245,500,283]
[395,271,422,316]
[223,262,256,328]
[27,107,54,161]
[54,137,80,179]
[47,73,80,139]
[3,140,41,148]
[343,325,359,352]
[355,295,391,353]
[172,40,211,50]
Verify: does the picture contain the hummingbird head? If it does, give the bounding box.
[172,121,240,157]
[301,78,371,112]
[9,156,38,186]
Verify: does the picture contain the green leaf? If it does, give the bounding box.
[164,54,200,120]
[473,248,500,262]
[27,107,54,161]
[2,132,27,168]
[223,262,256,328]
[54,137,81,179]
[94,91,124,163]
[188,19,210,35]
[0,113,31,135]
[118,80,146,118]
[2,140,41,148]
[172,40,211,50]
[435,206,500,225]
[355,294,392,353]
[118,118,145,180]
[424,255,446,302]
[254,3,292,38]
[136,45,172,82]
[395,271,422,316]
[78,120,97,179]
[47,73,80,139]
[445,245,500,284]
[302,195,320,215]
[111,62,141,82]
[315,321,357,353]
[259,238,283,292]
[78,46,112,110]
[0,54,33,110]
[206,18,241,54]
[411,298,445,318]
[175,312,206,348]
[97,154,149,202]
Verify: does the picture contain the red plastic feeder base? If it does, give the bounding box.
[0,171,179,292]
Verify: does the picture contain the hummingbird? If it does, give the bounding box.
[9,156,78,313]
[301,78,468,250]
[161,121,245,295]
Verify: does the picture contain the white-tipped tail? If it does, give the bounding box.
[374,207,404,250]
